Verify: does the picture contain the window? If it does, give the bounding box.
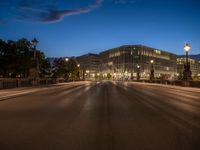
[154,49,161,55]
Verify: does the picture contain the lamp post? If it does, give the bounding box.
[30,38,39,85]
[137,64,140,81]
[183,43,192,81]
[150,59,154,81]
[32,38,39,59]
[131,50,134,81]
[77,64,80,80]
[65,57,69,62]
[86,70,90,80]
[63,57,70,81]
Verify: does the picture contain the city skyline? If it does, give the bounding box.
[0,0,200,57]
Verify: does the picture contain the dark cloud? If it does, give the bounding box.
[39,8,92,23]
[114,0,138,4]
[18,0,104,23]
[39,0,104,23]
[0,0,139,24]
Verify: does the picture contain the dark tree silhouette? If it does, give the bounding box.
[0,38,49,78]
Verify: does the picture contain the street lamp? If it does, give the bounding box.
[30,38,39,85]
[31,38,39,59]
[150,59,155,81]
[65,58,69,62]
[76,64,80,80]
[137,64,140,81]
[183,43,192,81]
[85,70,90,80]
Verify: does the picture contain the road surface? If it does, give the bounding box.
[0,81,200,150]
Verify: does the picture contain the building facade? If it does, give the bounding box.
[177,57,200,79]
[99,45,177,80]
[76,53,101,80]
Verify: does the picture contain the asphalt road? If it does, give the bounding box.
[0,81,200,150]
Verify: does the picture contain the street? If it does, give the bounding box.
[0,81,200,150]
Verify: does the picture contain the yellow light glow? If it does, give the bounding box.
[184,43,191,52]
[65,58,69,62]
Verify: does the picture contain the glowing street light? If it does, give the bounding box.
[137,64,140,81]
[183,43,192,81]
[184,43,191,52]
[31,38,39,59]
[85,70,90,81]
[30,38,39,85]
[65,58,69,62]
[150,60,154,64]
[150,59,155,81]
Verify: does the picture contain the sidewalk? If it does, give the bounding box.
[0,81,89,101]
[128,81,200,93]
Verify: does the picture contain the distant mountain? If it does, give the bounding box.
[178,54,200,61]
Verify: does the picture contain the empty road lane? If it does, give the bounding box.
[0,81,200,150]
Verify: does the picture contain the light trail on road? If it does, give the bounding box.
[0,81,199,150]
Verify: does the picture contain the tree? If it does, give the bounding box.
[0,39,7,77]
[52,58,80,81]
[15,38,32,77]
[52,58,68,78]
[39,57,51,78]
[0,38,50,78]
[67,58,80,81]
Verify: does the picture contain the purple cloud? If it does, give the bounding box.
[18,0,104,23]
[0,0,139,24]
[114,0,138,4]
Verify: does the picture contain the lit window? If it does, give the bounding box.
[108,62,113,66]
[131,51,133,55]
[154,50,161,54]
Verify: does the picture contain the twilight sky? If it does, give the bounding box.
[0,0,200,57]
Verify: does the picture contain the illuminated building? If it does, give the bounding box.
[76,53,101,80]
[177,57,200,79]
[99,45,177,80]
